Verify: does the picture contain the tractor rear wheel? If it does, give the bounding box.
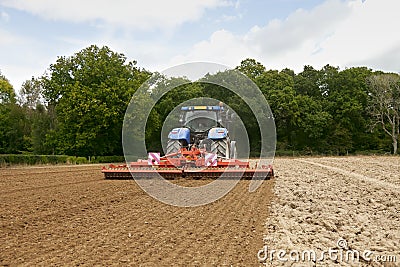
[166,140,182,156]
[211,139,229,159]
[230,141,237,159]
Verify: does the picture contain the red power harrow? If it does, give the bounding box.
[102,147,274,180]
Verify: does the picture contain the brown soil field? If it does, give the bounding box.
[1,156,399,267]
[0,164,273,266]
[263,156,399,267]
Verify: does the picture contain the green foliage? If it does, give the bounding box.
[236,58,266,80]
[0,154,69,166]
[90,155,125,163]
[0,74,16,104]
[200,69,266,153]
[39,45,150,156]
[0,154,128,166]
[1,51,399,157]
[0,75,31,154]
[19,78,43,109]
[76,157,88,164]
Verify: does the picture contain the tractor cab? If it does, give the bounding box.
[167,105,236,159]
[180,106,223,133]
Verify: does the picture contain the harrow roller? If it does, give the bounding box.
[102,148,274,180]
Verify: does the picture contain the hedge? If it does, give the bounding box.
[89,155,125,163]
[0,154,126,166]
[0,154,69,166]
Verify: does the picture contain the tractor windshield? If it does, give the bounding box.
[185,110,218,132]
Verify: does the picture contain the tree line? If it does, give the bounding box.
[0,45,399,156]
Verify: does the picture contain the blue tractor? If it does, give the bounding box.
[166,105,237,159]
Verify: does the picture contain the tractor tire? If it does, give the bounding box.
[211,139,229,159]
[230,141,237,159]
[166,140,182,156]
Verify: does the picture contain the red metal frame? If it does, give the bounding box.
[102,147,274,179]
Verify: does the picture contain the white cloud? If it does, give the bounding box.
[0,0,229,31]
[169,29,255,68]
[2,0,400,91]
[1,10,9,21]
[0,29,21,45]
[0,30,70,90]
[173,0,400,72]
[315,0,400,71]
[249,0,350,56]
[215,13,241,23]
[0,0,238,88]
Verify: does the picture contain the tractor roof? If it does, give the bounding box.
[181,106,224,111]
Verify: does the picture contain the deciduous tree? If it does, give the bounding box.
[367,74,400,154]
[40,45,150,156]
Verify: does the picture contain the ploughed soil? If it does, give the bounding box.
[2,156,398,267]
[0,164,273,266]
[263,156,399,267]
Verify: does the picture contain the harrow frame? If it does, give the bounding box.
[102,147,274,180]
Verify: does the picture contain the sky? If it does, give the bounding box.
[1,0,400,91]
